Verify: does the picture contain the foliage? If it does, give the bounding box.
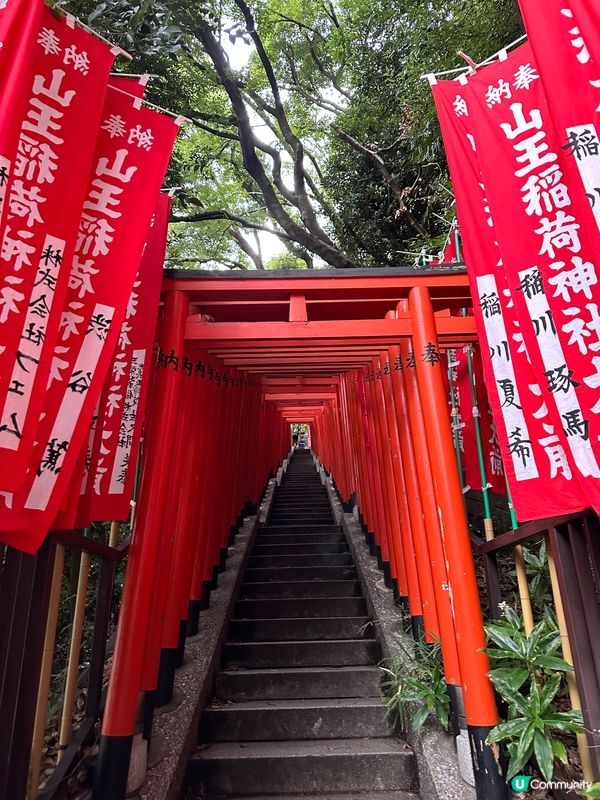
[381,639,450,732]
[484,607,583,781]
[55,0,524,270]
[508,539,552,614]
[580,784,600,798]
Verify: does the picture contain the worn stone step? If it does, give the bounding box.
[187,738,416,795]
[234,597,368,619]
[255,533,345,546]
[229,616,372,641]
[222,639,381,669]
[248,552,353,568]
[240,579,361,599]
[215,666,383,701]
[243,565,356,583]
[250,542,349,557]
[201,697,392,742]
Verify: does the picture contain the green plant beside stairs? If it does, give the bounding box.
[380,640,450,733]
[484,606,583,782]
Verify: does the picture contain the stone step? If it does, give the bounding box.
[250,542,349,556]
[270,512,333,521]
[243,565,356,582]
[270,505,331,514]
[240,580,361,599]
[229,616,372,641]
[260,524,341,535]
[210,793,420,800]
[247,552,353,568]
[215,666,383,701]
[222,639,381,669]
[234,597,368,619]
[254,533,346,546]
[200,697,392,742]
[187,738,416,795]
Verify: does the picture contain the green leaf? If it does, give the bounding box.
[533,730,554,781]
[539,672,561,712]
[487,717,528,744]
[485,626,525,658]
[534,655,573,672]
[411,704,430,731]
[580,783,600,798]
[488,674,529,715]
[551,739,567,765]
[488,667,528,692]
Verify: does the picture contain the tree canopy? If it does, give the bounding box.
[56,0,524,269]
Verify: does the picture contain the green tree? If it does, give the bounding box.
[55,0,523,269]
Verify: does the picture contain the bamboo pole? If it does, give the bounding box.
[27,544,65,799]
[109,521,120,548]
[546,539,593,780]
[57,550,91,763]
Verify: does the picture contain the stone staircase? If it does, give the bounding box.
[185,450,419,799]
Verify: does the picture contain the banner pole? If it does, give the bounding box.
[447,349,465,491]
[463,341,494,541]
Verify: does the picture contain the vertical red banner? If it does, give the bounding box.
[431,75,588,520]
[80,193,171,524]
[0,8,117,490]
[0,0,44,230]
[466,42,600,509]
[0,90,181,553]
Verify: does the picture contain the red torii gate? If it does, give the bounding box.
[93,268,506,800]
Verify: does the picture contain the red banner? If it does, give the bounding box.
[431,75,588,520]
[0,8,117,492]
[79,193,171,524]
[466,42,600,510]
[0,0,43,230]
[518,0,600,236]
[0,89,181,552]
[110,74,150,98]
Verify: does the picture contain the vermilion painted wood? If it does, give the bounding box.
[102,290,188,738]
[409,286,497,727]
[141,350,195,689]
[395,334,462,687]
[376,352,428,625]
[367,359,405,598]
[381,349,439,641]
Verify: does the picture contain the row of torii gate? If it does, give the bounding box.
[93,267,506,799]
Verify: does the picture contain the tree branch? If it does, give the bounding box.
[194,20,359,268]
[333,126,428,238]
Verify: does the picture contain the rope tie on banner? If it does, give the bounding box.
[110,72,158,83]
[472,406,481,418]
[108,84,191,125]
[58,10,132,59]
[420,34,527,82]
